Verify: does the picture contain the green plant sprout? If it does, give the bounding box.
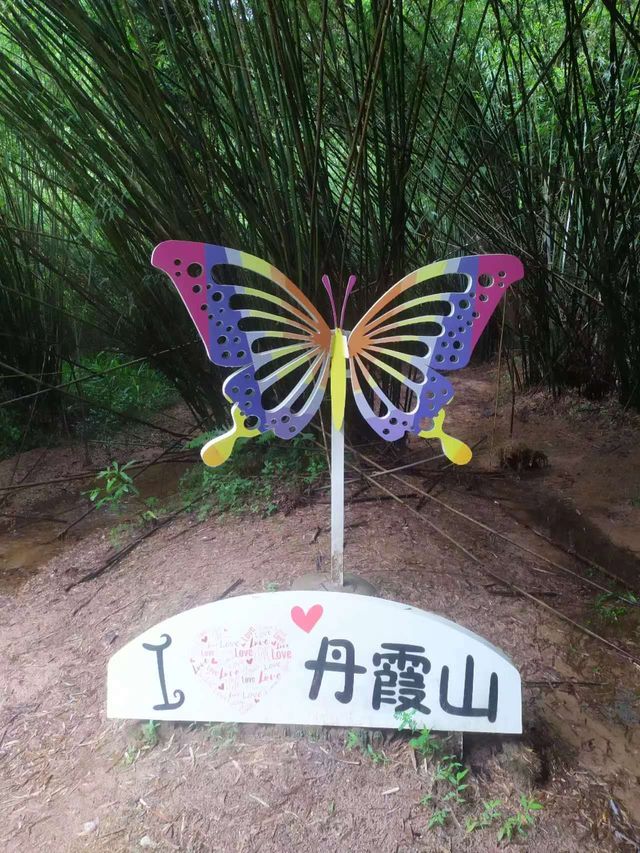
[496,794,543,843]
[466,799,503,833]
[85,459,139,510]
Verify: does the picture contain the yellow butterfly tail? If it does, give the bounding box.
[418,408,472,466]
[201,404,260,468]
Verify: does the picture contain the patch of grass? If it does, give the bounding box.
[180,430,327,518]
[409,726,443,760]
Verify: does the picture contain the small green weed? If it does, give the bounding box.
[207,722,238,751]
[121,720,159,766]
[345,729,363,751]
[427,808,450,829]
[345,729,388,765]
[435,755,469,804]
[264,580,279,591]
[466,799,503,832]
[497,794,543,843]
[85,459,139,510]
[409,727,442,759]
[141,720,160,748]
[592,590,638,624]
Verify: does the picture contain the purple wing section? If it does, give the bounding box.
[151,241,332,438]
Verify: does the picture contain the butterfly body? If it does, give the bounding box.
[151,242,523,464]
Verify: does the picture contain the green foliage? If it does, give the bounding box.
[592,591,639,624]
[1,0,639,452]
[434,755,469,804]
[62,352,178,435]
[496,795,543,843]
[180,430,326,518]
[344,729,388,765]
[85,460,139,510]
[409,727,443,760]
[426,808,450,829]
[466,799,503,833]
[207,722,238,751]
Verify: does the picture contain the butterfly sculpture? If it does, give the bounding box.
[151,242,523,466]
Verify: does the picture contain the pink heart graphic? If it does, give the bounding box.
[291,604,323,633]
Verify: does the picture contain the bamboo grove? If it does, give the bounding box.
[0,0,639,447]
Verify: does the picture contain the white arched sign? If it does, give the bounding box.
[108,592,522,733]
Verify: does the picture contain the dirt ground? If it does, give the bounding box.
[1,367,639,852]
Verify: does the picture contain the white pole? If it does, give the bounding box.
[330,414,345,586]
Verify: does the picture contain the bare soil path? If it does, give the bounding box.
[1,371,639,852]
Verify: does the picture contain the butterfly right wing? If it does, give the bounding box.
[347,255,524,449]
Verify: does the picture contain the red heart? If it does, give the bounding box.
[291,604,323,633]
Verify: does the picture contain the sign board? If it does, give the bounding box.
[107,592,522,733]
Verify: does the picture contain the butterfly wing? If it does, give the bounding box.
[347,254,524,442]
[151,241,332,439]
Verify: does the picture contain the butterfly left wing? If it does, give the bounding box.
[347,254,524,462]
[152,241,332,462]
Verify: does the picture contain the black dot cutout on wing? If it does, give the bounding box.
[187,263,202,278]
[478,273,493,287]
[216,320,222,327]
[270,418,277,425]
[448,331,455,337]
[450,355,459,363]
[245,388,254,396]
[231,386,239,394]
[208,314,213,320]
[459,299,469,309]
[226,325,233,332]
[382,428,390,435]
[237,350,246,359]
[281,415,290,423]
[289,426,296,433]
[244,401,252,409]
[233,336,240,344]
[402,420,408,427]
[206,283,212,290]
[440,340,448,348]
[217,335,227,344]
[245,415,259,429]
[479,294,488,303]
[390,416,398,425]
[221,351,230,359]
[453,341,463,350]
[175,271,181,277]
[498,270,505,277]
[173,259,181,266]
[244,373,251,380]
[192,284,201,294]
[200,304,207,311]
[472,311,480,318]
[427,391,435,399]
[212,291,223,302]
[435,354,444,363]
[458,326,465,333]
[456,314,462,321]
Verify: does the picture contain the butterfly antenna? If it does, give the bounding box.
[339,275,357,329]
[321,274,338,328]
